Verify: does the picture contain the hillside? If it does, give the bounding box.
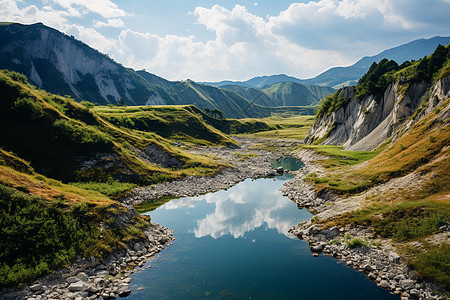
[306,44,450,151]
[220,82,334,107]
[302,36,450,88]
[0,70,233,185]
[291,45,450,294]
[0,23,316,119]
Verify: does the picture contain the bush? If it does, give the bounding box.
[0,184,103,287]
[414,243,450,291]
[12,97,43,120]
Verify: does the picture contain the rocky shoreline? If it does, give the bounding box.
[3,138,446,300]
[122,137,285,206]
[1,207,174,300]
[285,150,447,300]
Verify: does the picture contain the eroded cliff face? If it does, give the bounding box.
[305,75,450,150]
[0,23,156,105]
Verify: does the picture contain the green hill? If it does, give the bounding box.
[0,70,234,185]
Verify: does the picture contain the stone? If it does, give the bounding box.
[409,289,421,299]
[76,272,89,282]
[310,244,323,252]
[368,272,377,280]
[323,226,340,239]
[388,251,401,264]
[118,287,131,297]
[133,242,142,251]
[68,281,89,292]
[378,280,391,289]
[30,284,42,292]
[400,279,415,290]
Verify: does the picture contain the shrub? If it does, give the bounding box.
[12,97,43,120]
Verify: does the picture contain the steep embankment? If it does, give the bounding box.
[290,44,450,297]
[306,45,450,151]
[0,70,227,184]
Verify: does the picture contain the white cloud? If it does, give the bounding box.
[0,0,69,27]
[62,24,115,53]
[52,0,126,18]
[94,18,124,28]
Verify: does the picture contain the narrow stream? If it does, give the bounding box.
[129,158,397,299]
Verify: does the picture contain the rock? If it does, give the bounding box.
[409,289,421,299]
[400,279,415,290]
[368,272,377,280]
[388,251,401,264]
[68,281,89,292]
[276,166,284,173]
[133,242,142,251]
[118,287,131,297]
[29,283,42,292]
[310,244,324,252]
[76,272,89,282]
[378,280,391,289]
[322,226,340,239]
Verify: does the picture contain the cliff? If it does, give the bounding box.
[305,74,450,151]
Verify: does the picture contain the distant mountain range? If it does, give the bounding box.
[0,22,327,118]
[204,36,450,89]
[1,22,448,118]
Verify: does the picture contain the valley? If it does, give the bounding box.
[0,21,449,300]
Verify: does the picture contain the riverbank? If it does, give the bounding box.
[122,137,294,206]
[285,149,447,300]
[0,206,174,300]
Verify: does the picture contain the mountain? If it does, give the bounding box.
[302,36,450,88]
[205,36,450,90]
[0,23,315,119]
[221,82,334,107]
[203,74,304,88]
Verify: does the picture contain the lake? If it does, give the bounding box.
[129,159,397,299]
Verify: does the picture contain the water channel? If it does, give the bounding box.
[129,158,397,299]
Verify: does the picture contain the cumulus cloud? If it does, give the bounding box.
[0,0,69,27]
[94,18,124,28]
[62,24,115,53]
[2,0,450,81]
[52,0,126,18]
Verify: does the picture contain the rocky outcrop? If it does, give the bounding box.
[305,75,450,150]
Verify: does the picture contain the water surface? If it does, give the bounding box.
[130,163,397,299]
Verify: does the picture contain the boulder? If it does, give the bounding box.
[400,279,415,290]
[29,283,42,292]
[388,251,401,264]
[310,244,324,253]
[68,281,89,292]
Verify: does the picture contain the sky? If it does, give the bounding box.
[2,0,450,82]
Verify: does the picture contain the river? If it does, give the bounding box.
[128,158,398,299]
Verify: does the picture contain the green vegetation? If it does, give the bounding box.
[69,180,137,197]
[0,70,226,184]
[0,182,147,287]
[243,115,315,140]
[316,44,450,116]
[344,234,367,249]
[302,145,378,166]
[316,88,354,116]
[412,243,450,291]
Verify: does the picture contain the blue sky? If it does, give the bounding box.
[2,0,450,81]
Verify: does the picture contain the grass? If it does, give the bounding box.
[243,115,315,140]
[69,180,137,197]
[411,243,450,291]
[0,70,226,184]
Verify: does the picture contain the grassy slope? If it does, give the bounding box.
[0,149,154,287]
[0,70,228,185]
[305,98,450,290]
[243,115,316,140]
